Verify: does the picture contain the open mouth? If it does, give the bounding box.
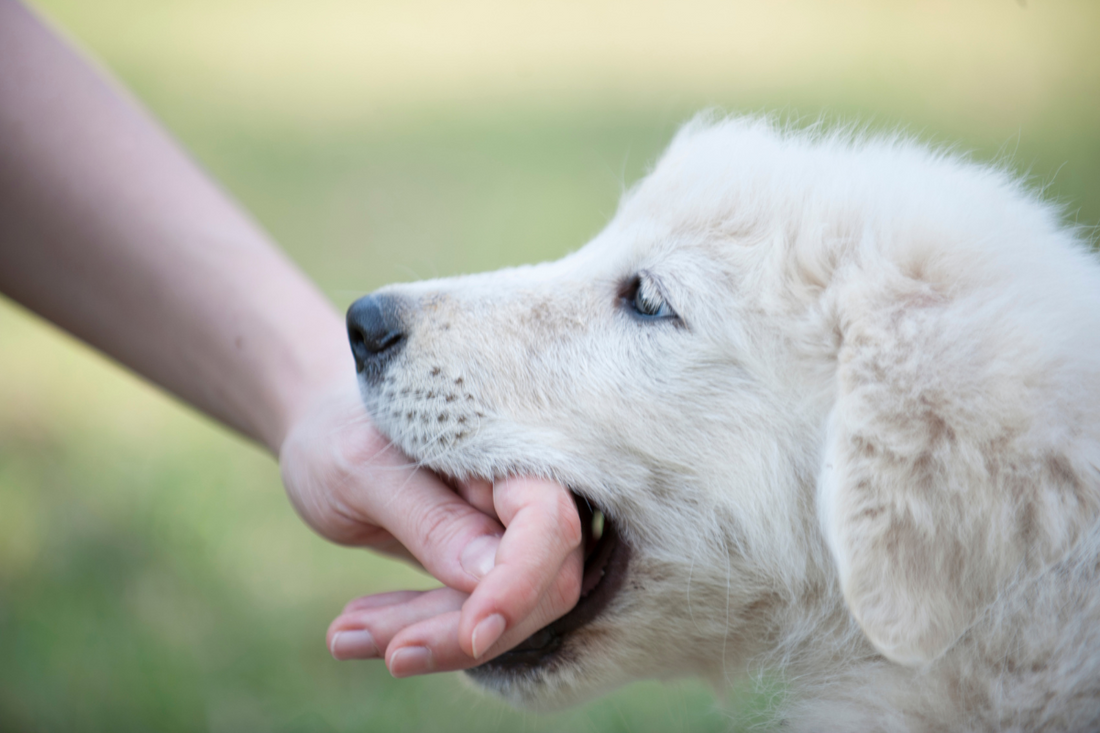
[469,492,630,675]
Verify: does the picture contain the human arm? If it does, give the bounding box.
[0,0,581,673]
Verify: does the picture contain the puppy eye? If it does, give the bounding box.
[625,274,676,320]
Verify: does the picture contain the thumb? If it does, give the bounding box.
[280,385,505,593]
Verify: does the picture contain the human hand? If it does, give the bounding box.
[323,475,584,675]
[279,383,584,675]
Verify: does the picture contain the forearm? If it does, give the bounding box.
[0,0,349,452]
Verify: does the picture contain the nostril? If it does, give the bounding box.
[346,294,407,376]
[348,322,367,350]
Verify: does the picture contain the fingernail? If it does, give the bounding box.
[330,630,379,660]
[471,613,506,659]
[389,646,434,677]
[460,535,500,580]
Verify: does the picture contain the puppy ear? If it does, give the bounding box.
[818,410,997,666]
[818,312,1096,667]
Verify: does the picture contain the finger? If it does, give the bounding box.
[453,476,495,517]
[327,587,467,661]
[385,611,464,676]
[340,590,424,615]
[337,426,506,593]
[358,532,424,569]
[343,552,581,675]
[457,476,584,659]
[383,569,581,676]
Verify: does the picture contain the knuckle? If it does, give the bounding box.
[411,500,469,555]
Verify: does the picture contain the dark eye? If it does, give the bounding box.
[625,274,676,320]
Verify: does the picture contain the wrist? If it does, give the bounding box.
[267,332,358,456]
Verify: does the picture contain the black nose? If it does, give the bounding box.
[347,294,406,379]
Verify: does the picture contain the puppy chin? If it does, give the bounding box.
[464,634,634,712]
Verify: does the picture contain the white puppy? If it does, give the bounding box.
[347,116,1100,731]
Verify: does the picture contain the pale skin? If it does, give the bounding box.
[0,0,582,676]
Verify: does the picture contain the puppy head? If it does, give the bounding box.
[350,119,830,706]
[352,224,816,705]
[350,116,1100,703]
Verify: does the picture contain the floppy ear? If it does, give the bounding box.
[818,305,1097,667]
[818,405,1004,666]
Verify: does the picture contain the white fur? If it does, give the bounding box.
[360,116,1100,731]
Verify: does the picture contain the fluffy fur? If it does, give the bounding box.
[357,117,1100,731]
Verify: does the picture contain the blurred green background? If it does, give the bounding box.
[1,1,1097,730]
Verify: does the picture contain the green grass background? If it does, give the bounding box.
[1,1,1097,730]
